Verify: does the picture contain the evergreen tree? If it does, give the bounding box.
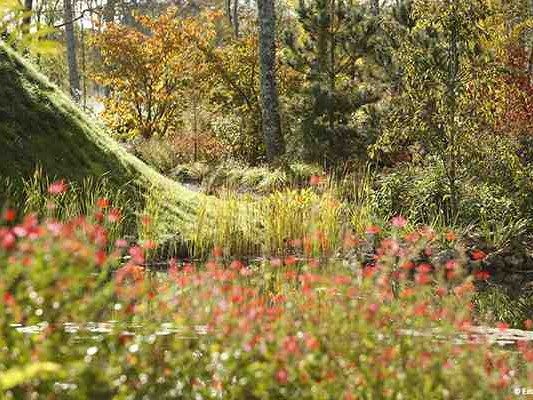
[284,0,384,164]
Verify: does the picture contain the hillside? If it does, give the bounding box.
[0,44,204,249]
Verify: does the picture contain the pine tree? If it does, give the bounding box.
[284,0,383,164]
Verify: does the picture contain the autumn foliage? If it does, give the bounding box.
[91,10,215,140]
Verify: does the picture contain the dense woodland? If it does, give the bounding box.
[4,0,533,398]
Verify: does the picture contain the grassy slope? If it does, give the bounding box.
[0,44,205,245]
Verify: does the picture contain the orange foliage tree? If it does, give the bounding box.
[91,10,215,140]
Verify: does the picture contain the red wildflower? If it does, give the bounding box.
[474,270,490,281]
[471,249,487,261]
[497,322,509,331]
[3,209,15,222]
[284,255,297,266]
[404,231,420,242]
[282,336,299,355]
[309,175,322,186]
[129,246,145,265]
[95,211,104,223]
[400,261,415,271]
[446,260,458,271]
[48,180,67,195]
[95,250,107,266]
[229,260,245,271]
[1,232,16,250]
[212,246,223,258]
[305,336,319,351]
[445,231,457,241]
[366,225,380,235]
[96,198,110,209]
[275,368,288,384]
[368,303,379,314]
[525,319,533,330]
[415,273,432,285]
[417,263,433,273]
[3,292,15,307]
[391,215,407,228]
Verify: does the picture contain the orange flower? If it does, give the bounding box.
[96,198,110,209]
[366,225,380,235]
[471,249,487,261]
[445,231,457,241]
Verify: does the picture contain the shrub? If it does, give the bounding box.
[373,162,530,235]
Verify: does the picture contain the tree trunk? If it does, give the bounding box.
[22,0,33,34]
[232,0,239,38]
[528,0,533,82]
[371,0,380,16]
[257,0,285,163]
[64,0,80,102]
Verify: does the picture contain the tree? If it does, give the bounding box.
[92,10,212,140]
[378,0,503,220]
[284,0,383,164]
[64,0,80,101]
[257,0,285,163]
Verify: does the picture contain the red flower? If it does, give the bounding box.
[474,270,490,281]
[368,303,379,314]
[445,231,457,241]
[229,260,244,271]
[284,255,297,266]
[48,180,67,195]
[3,292,15,307]
[115,239,128,248]
[282,336,299,355]
[96,198,110,209]
[3,209,15,222]
[305,336,319,351]
[129,246,145,265]
[391,215,407,228]
[417,263,432,273]
[95,250,107,266]
[212,246,223,258]
[525,319,533,330]
[1,232,16,250]
[497,322,509,331]
[446,260,458,271]
[275,368,288,384]
[366,225,380,235]
[471,249,487,261]
[309,175,322,186]
[415,273,432,285]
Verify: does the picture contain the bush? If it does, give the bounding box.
[373,162,530,233]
